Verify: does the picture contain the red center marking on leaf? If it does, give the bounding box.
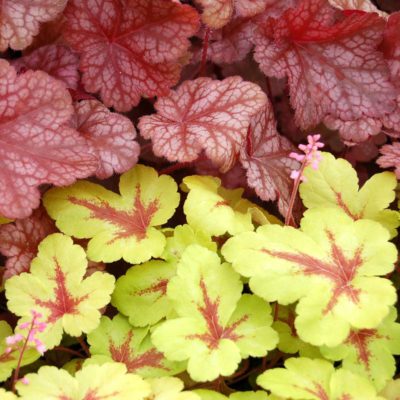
[0,351,14,363]
[263,230,363,313]
[215,200,230,207]
[136,279,168,300]
[188,279,248,349]
[305,384,329,400]
[83,389,119,400]
[334,192,362,220]
[346,328,378,369]
[109,331,167,372]
[35,259,88,323]
[68,185,159,241]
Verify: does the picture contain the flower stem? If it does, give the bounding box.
[285,163,306,226]
[199,26,211,77]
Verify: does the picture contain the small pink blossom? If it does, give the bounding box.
[20,377,29,385]
[289,134,324,182]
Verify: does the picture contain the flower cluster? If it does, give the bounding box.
[289,134,325,182]
[6,310,47,355]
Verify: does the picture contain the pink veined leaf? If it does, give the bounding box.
[195,0,268,29]
[0,0,67,51]
[139,76,267,172]
[327,0,388,17]
[377,142,400,179]
[381,12,400,83]
[239,102,300,217]
[0,60,98,219]
[0,208,56,281]
[12,44,80,90]
[63,0,199,112]
[253,0,396,130]
[72,100,140,179]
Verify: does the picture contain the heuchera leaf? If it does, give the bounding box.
[87,314,184,378]
[12,44,80,89]
[327,0,388,17]
[196,0,266,29]
[194,390,271,400]
[161,224,217,264]
[253,0,396,130]
[72,99,140,179]
[44,165,180,264]
[0,217,12,225]
[0,320,39,382]
[63,0,199,112]
[0,60,98,219]
[138,76,267,172]
[146,377,201,400]
[222,208,397,347]
[257,357,385,400]
[181,175,256,236]
[240,103,299,217]
[0,208,55,281]
[112,261,176,327]
[16,362,150,400]
[4,233,115,349]
[320,307,400,391]
[0,0,67,51]
[0,389,17,400]
[151,245,278,382]
[380,379,400,400]
[299,152,400,237]
[377,142,400,180]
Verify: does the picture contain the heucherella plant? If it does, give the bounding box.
[43,165,180,264]
[151,245,278,381]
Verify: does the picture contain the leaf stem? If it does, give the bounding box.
[77,336,90,357]
[199,26,211,77]
[53,346,85,358]
[285,162,306,226]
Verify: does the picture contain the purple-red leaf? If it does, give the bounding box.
[0,60,97,219]
[377,142,400,179]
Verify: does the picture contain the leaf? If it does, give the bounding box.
[147,377,201,400]
[152,245,278,382]
[222,208,397,346]
[16,362,150,400]
[239,103,299,217]
[12,44,80,89]
[299,152,400,237]
[380,380,400,400]
[161,224,217,264]
[194,390,272,400]
[138,76,267,172]
[257,357,385,400]
[0,208,55,281]
[377,142,400,180]
[253,0,396,129]
[0,0,67,51]
[181,175,254,236]
[0,217,12,225]
[112,261,176,327]
[327,0,388,17]
[196,0,266,29]
[320,307,400,391]
[382,12,400,83]
[0,60,98,219]
[0,320,39,382]
[63,0,199,112]
[0,389,17,400]
[5,233,115,349]
[44,164,180,264]
[87,315,184,378]
[72,99,140,179]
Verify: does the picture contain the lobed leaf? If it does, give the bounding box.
[147,377,201,400]
[222,208,397,346]
[63,0,199,111]
[0,60,97,219]
[139,77,267,172]
[377,142,400,180]
[299,152,400,237]
[152,245,278,381]
[5,233,115,349]
[44,165,180,264]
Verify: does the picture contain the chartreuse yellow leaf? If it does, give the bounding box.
[16,362,150,400]
[299,152,399,237]
[0,321,39,382]
[151,245,278,382]
[380,379,400,399]
[146,377,200,400]
[320,307,400,391]
[112,260,176,327]
[86,314,185,378]
[257,358,385,400]
[0,216,11,224]
[194,390,273,399]
[5,233,115,349]
[43,164,180,264]
[0,388,17,399]
[181,176,278,237]
[222,208,397,347]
